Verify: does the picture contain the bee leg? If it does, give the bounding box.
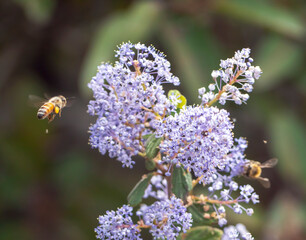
[48,113,56,122]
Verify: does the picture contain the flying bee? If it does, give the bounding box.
[243,158,278,188]
[29,95,68,122]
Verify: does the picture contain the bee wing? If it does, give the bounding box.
[257,177,271,188]
[260,158,278,168]
[65,97,76,107]
[43,93,51,99]
[28,95,47,108]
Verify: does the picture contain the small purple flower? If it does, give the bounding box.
[199,48,262,106]
[155,105,234,181]
[88,43,180,168]
[95,205,141,240]
[138,196,192,240]
[222,224,254,240]
[219,218,228,227]
[143,175,168,200]
[250,192,259,204]
[240,185,254,203]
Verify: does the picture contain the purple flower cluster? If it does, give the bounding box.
[222,224,254,240]
[95,205,141,240]
[203,138,259,226]
[137,196,192,239]
[95,196,192,240]
[88,43,180,168]
[143,174,168,200]
[198,48,262,105]
[89,43,265,239]
[155,105,234,181]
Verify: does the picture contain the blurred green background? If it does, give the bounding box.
[0,0,305,239]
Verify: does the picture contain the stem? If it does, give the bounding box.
[166,165,173,198]
[205,70,243,107]
[111,85,119,101]
[133,60,142,77]
[192,175,204,188]
[191,195,238,205]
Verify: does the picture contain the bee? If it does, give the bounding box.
[243,158,278,188]
[29,95,67,122]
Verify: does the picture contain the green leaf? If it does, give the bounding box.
[215,0,306,40]
[255,34,303,91]
[268,110,306,189]
[13,0,55,24]
[168,90,187,109]
[145,158,156,171]
[80,1,163,96]
[187,204,206,225]
[187,204,216,226]
[172,165,192,200]
[178,226,223,240]
[160,22,206,104]
[264,193,306,236]
[127,173,153,206]
[145,134,162,160]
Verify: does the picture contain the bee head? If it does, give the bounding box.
[59,95,67,106]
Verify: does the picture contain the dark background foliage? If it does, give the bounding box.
[0,0,305,239]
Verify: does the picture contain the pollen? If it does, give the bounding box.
[55,106,60,114]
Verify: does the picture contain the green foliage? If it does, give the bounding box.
[127,173,153,206]
[2,0,306,238]
[13,0,55,24]
[168,89,187,110]
[255,34,303,91]
[145,134,162,160]
[269,110,306,189]
[160,22,205,104]
[172,165,192,200]
[215,0,305,39]
[188,204,208,226]
[264,193,306,239]
[178,226,223,240]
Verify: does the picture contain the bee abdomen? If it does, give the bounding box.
[37,111,45,119]
[37,102,54,119]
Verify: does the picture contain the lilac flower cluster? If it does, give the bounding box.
[88,43,180,168]
[95,205,141,240]
[137,196,193,239]
[155,105,234,180]
[143,174,168,200]
[222,224,254,240]
[89,43,266,239]
[95,196,192,240]
[198,48,262,105]
[202,138,259,226]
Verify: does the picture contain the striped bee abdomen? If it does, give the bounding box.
[37,102,54,119]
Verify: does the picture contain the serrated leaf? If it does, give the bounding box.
[215,0,305,40]
[178,226,223,240]
[127,173,153,206]
[172,165,192,200]
[145,134,162,160]
[80,1,162,96]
